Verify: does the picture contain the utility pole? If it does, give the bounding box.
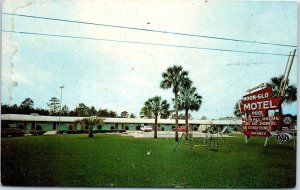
[58,85,64,131]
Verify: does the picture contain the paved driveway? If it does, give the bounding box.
[122,131,234,138]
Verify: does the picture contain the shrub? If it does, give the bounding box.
[57,129,127,135]
[29,130,46,136]
[57,130,65,134]
[78,130,88,134]
[67,130,77,134]
[1,128,25,138]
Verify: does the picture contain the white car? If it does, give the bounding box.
[140,126,152,132]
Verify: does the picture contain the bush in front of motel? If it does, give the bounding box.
[29,130,46,136]
[57,130,89,134]
[57,129,126,135]
[1,127,47,138]
[1,128,26,138]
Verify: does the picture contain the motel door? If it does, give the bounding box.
[53,122,57,130]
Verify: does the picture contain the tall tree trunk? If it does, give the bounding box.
[89,126,93,138]
[185,108,189,140]
[175,91,179,142]
[154,114,158,139]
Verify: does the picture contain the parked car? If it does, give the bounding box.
[172,127,185,132]
[140,126,152,132]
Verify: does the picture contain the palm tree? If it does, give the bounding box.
[160,103,172,119]
[140,106,153,118]
[160,65,192,141]
[141,96,170,139]
[72,119,81,130]
[266,75,297,115]
[267,75,297,105]
[178,86,202,140]
[74,116,103,137]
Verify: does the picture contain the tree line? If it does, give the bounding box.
[1,97,136,118]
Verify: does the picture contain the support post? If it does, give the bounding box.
[292,129,296,150]
[264,137,269,147]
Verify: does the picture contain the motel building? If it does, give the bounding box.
[1,114,242,132]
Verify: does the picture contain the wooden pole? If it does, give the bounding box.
[280,49,296,97]
[278,51,291,96]
[264,137,269,147]
[246,83,264,93]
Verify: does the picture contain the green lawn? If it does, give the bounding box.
[1,134,296,188]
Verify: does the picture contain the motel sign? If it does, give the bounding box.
[240,86,282,137]
[240,49,296,146]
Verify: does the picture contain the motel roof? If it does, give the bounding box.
[1,114,242,125]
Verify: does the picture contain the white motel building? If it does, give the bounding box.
[1,114,242,132]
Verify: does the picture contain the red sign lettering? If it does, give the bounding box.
[241,97,281,112]
[250,110,268,117]
[242,86,272,102]
[244,130,271,137]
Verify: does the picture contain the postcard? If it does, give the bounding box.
[1,0,297,188]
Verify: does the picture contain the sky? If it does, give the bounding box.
[1,0,298,119]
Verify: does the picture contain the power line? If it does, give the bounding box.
[3,12,297,48]
[2,29,292,57]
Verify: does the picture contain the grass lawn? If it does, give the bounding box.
[1,133,296,188]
